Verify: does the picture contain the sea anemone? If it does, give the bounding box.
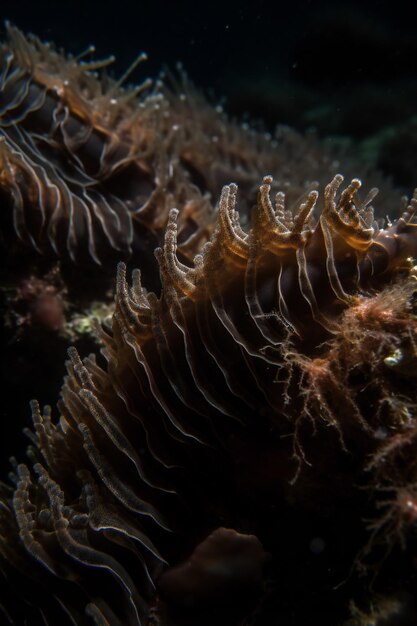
[1,25,417,626]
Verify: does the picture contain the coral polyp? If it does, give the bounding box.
[0,25,417,626]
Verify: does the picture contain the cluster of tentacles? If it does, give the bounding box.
[1,24,417,626]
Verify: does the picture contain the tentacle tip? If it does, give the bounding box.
[168,208,179,221]
[116,261,127,276]
[327,174,344,191]
[67,345,78,358]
